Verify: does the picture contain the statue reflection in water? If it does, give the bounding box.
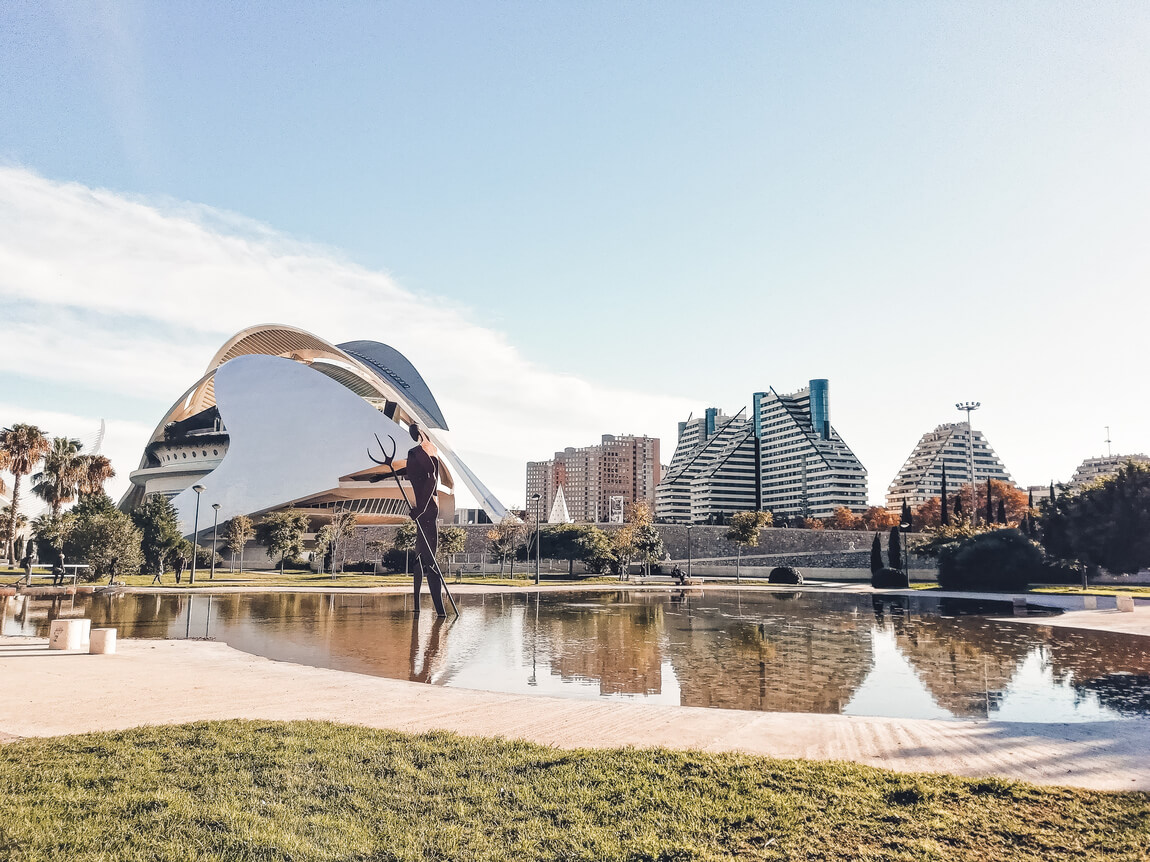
[409,616,448,683]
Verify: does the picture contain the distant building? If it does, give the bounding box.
[886,423,1013,510]
[1067,454,1150,492]
[655,379,868,523]
[526,434,661,524]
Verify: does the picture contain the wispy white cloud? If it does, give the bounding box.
[0,167,692,507]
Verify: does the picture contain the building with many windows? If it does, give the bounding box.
[526,434,661,524]
[885,423,1013,510]
[655,380,868,523]
[1067,453,1150,491]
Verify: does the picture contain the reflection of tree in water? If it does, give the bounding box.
[543,592,664,696]
[666,593,874,713]
[1037,626,1150,717]
[893,613,1035,719]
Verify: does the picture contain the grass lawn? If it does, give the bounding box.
[0,721,1146,861]
[1033,585,1150,597]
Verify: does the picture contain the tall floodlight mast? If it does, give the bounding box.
[956,402,980,525]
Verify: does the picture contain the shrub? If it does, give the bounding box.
[380,548,408,573]
[871,567,909,589]
[937,528,1043,592]
[768,566,803,585]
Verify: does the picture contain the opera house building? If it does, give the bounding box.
[121,324,508,533]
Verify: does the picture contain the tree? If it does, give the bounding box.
[540,523,596,576]
[862,506,899,531]
[576,525,615,574]
[31,437,85,517]
[888,526,903,573]
[255,509,309,573]
[611,525,638,579]
[0,505,28,553]
[486,517,525,576]
[438,525,467,565]
[393,520,418,574]
[31,513,70,559]
[912,497,943,530]
[900,501,913,530]
[870,533,884,575]
[632,521,665,577]
[997,499,1007,525]
[0,424,50,562]
[315,511,357,573]
[944,479,1029,526]
[131,495,184,576]
[1038,461,1150,574]
[76,454,116,497]
[221,515,255,573]
[827,507,862,530]
[985,478,993,525]
[726,511,771,583]
[64,505,144,581]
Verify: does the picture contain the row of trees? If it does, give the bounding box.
[483,502,666,578]
[1,424,115,563]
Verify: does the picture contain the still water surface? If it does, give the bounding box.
[4,589,1149,723]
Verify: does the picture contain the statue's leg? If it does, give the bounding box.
[424,559,446,617]
[412,558,424,616]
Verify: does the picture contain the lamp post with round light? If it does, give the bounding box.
[210,503,221,581]
[190,484,205,584]
[956,402,980,525]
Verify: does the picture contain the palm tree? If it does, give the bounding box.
[0,424,51,562]
[76,454,116,497]
[31,437,85,517]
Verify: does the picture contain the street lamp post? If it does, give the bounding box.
[190,484,205,584]
[210,503,221,581]
[531,493,541,585]
[686,524,693,579]
[956,402,980,525]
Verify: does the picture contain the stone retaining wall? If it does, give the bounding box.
[334,523,930,572]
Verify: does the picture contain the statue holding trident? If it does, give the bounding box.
[368,423,458,617]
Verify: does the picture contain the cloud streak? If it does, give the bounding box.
[0,166,692,508]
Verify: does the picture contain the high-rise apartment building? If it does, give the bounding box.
[655,380,868,523]
[885,423,1013,509]
[526,434,661,524]
[1067,453,1149,491]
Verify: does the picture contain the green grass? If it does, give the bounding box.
[1032,585,1150,597]
[0,721,1146,861]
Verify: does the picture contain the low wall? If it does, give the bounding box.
[331,523,930,572]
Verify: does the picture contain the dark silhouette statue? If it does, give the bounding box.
[369,422,449,617]
[404,423,447,616]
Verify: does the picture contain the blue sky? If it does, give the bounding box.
[2,2,1149,509]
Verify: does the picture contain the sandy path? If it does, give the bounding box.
[2,635,1148,792]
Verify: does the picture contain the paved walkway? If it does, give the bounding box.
[2,634,1148,792]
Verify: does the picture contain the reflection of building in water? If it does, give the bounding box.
[893,615,1033,719]
[666,593,874,713]
[543,595,664,696]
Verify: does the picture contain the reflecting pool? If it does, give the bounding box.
[4,589,1149,723]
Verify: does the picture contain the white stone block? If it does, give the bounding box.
[1012,597,1027,615]
[89,628,117,655]
[1116,595,1135,613]
[1083,595,1097,610]
[49,618,91,650]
